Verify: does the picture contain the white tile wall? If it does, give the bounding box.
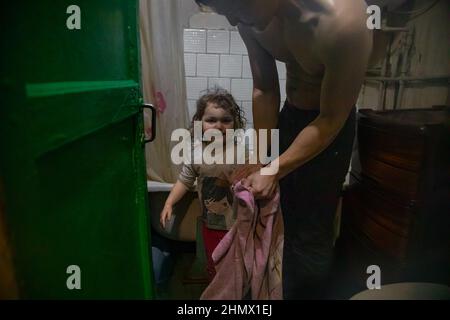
[220,55,242,78]
[197,54,219,77]
[183,28,286,118]
[184,29,206,53]
[207,30,230,54]
[231,79,253,101]
[187,100,197,120]
[242,56,252,79]
[276,61,287,80]
[186,77,207,99]
[208,78,231,91]
[184,53,196,76]
[190,12,232,30]
[279,79,287,102]
[230,31,247,55]
[242,101,253,122]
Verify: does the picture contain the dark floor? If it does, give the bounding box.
[156,252,208,300]
[155,253,359,300]
[327,245,367,300]
[151,228,208,300]
[151,227,450,300]
[151,223,370,300]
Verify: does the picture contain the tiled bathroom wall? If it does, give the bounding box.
[183,28,287,131]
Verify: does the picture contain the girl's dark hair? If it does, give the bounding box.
[191,87,246,130]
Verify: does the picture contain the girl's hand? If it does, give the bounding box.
[160,203,173,228]
[242,170,278,199]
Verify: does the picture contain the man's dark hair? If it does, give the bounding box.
[195,0,211,6]
[195,0,216,10]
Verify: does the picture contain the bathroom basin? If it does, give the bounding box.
[147,181,200,242]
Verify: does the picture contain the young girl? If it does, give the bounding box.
[160,88,250,282]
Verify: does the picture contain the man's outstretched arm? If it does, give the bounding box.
[276,23,372,179]
[245,20,372,199]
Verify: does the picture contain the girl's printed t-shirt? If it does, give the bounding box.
[178,142,250,230]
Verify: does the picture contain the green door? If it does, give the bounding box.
[0,1,154,298]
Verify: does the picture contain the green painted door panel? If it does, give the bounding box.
[0,1,154,298]
[1,1,138,83]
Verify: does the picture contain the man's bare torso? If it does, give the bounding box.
[239,0,372,110]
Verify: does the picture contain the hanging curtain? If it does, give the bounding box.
[139,0,190,183]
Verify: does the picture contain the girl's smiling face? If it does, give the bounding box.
[201,102,235,136]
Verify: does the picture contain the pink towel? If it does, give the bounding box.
[200,181,284,300]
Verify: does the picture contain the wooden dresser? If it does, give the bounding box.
[340,107,450,289]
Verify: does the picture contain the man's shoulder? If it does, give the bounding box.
[316,1,372,55]
[319,0,369,38]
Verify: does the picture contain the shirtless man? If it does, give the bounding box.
[194,0,401,299]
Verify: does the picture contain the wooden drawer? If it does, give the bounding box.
[343,108,450,285]
[359,154,420,200]
[358,125,425,173]
[343,183,415,260]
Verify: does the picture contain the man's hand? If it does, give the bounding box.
[242,170,278,199]
[230,164,262,184]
